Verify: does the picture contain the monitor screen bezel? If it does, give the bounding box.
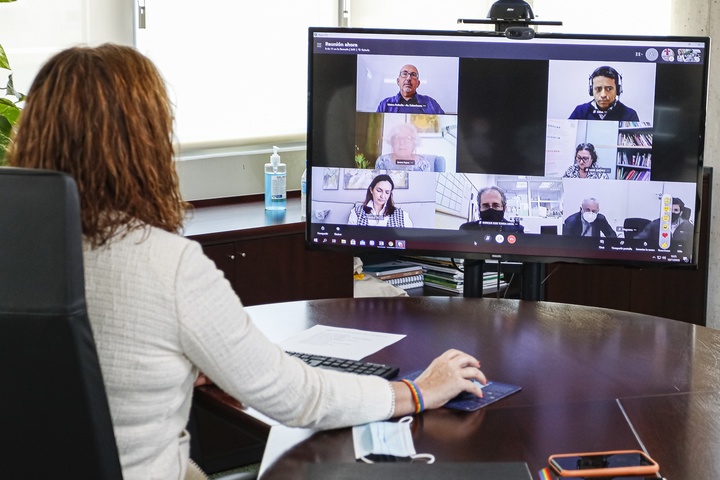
[305,26,710,269]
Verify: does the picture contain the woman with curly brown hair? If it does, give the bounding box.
[7,44,486,480]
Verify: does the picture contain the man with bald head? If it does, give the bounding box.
[562,197,617,237]
[376,64,445,114]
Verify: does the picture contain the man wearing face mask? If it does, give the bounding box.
[460,186,524,233]
[636,197,693,248]
[562,198,617,237]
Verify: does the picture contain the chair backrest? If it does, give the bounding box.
[540,225,558,235]
[0,167,123,479]
[682,206,692,221]
[623,217,651,239]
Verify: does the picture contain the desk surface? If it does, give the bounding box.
[243,297,720,479]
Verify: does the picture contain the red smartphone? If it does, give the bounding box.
[548,450,659,477]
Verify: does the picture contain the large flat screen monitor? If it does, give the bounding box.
[305,27,710,270]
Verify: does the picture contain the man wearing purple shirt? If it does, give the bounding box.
[377,64,445,114]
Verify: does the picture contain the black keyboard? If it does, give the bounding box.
[286,351,399,379]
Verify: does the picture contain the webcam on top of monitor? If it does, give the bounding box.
[488,0,535,20]
[458,0,562,34]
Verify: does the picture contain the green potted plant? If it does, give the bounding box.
[1,0,25,165]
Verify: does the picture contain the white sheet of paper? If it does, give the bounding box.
[278,325,405,361]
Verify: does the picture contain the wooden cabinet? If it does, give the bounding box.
[201,232,352,307]
[185,199,353,307]
[202,243,237,287]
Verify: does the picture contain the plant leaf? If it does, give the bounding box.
[0,43,10,71]
[6,74,25,101]
[0,98,21,124]
[0,115,11,166]
[0,114,11,136]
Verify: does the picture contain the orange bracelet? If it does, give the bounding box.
[401,379,425,413]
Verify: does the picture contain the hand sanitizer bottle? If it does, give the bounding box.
[300,160,307,221]
[265,146,287,211]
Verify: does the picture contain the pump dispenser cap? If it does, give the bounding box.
[271,146,280,167]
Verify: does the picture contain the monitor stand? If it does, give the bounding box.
[463,260,545,301]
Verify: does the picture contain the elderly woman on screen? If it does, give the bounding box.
[375,123,439,172]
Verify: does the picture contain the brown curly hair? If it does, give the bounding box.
[7,44,188,247]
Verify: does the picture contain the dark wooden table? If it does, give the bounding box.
[238,297,720,479]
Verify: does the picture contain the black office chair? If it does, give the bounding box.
[682,206,692,221]
[0,167,123,479]
[623,217,651,240]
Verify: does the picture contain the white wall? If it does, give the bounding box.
[2,0,133,90]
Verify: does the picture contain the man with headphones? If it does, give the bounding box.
[569,66,639,121]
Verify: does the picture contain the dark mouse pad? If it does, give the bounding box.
[403,370,521,411]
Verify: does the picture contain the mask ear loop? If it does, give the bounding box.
[397,417,435,462]
[410,453,436,464]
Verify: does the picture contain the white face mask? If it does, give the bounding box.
[352,416,434,463]
[582,211,598,223]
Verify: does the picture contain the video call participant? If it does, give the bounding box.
[7,44,488,480]
[569,66,639,121]
[562,198,617,237]
[376,64,445,114]
[375,123,444,172]
[348,174,413,227]
[636,197,693,248]
[459,186,524,233]
[563,143,609,179]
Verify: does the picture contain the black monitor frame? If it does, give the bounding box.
[305,27,710,273]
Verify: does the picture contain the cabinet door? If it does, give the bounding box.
[234,233,353,306]
[201,243,237,287]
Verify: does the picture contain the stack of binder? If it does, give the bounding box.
[403,257,507,295]
[405,256,465,294]
[361,260,424,290]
